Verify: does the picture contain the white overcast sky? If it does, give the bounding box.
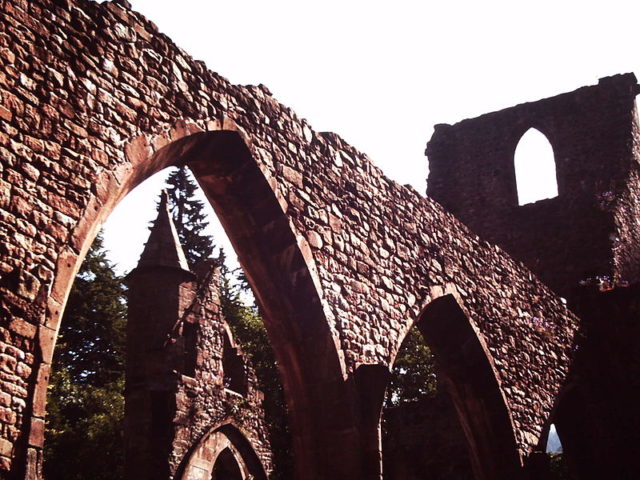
[102,0,640,273]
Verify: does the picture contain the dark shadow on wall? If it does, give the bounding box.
[212,448,243,480]
[417,294,521,480]
[380,293,523,480]
[381,324,473,480]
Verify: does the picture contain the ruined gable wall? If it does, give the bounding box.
[171,265,271,479]
[125,260,271,479]
[0,0,579,476]
[427,74,640,297]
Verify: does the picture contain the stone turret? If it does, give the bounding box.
[125,191,197,480]
[124,191,272,480]
[136,191,191,272]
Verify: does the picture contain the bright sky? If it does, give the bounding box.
[101,0,640,273]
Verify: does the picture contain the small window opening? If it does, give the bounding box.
[223,332,248,396]
[546,423,577,479]
[546,423,563,454]
[183,321,198,377]
[514,128,558,205]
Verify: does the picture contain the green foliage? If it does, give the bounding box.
[53,235,126,387]
[44,233,125,480]
[164,166,216,267]
[385,327,437,408]
[220,264,293,480]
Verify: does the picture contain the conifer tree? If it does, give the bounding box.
[163,166,216,267]
[44,232,126,480]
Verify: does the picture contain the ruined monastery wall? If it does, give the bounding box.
[0,0,580,478]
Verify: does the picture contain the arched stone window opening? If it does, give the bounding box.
[545,424,575,479]
[514,128,559,205]
[222,329,248,396]
[530,421,581,480]
[212,448,243,480]
[381,325,473,480]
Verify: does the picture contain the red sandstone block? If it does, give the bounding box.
[16,362,31,380]
[0,105,12,122]
[0,453,11,471]
[0,354,17,374]
[27,417,44,447]
[0,438,13,457]
[0,407,17,424]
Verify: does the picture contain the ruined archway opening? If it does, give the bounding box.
[178,425,268,480]
[514,128,559,205]
[212,448,243,480]
[414,294,521,480]
[44,161,287,479]
[381,323,473,480]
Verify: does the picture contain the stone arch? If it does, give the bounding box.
[512,127,559,205]
[411,292,521,480]
[36,121,359,479]
[177,423,267,480]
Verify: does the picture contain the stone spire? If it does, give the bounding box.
[136,190,191,272]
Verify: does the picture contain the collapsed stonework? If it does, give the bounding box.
[125,193,271,480]
[1,0,633,478]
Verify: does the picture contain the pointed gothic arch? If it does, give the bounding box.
[373,292,522,480]
[178,423,268,480]
[38,121,360,479]
[413,293,521,480]
[513,127,558,205]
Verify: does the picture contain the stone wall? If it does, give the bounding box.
[426,74,640,479]
[0,0,580,478]
[427,74,640,297]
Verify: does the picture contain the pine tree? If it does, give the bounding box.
[44,232,126,480]
[163,166,216,267]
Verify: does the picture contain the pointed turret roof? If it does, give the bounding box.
[136,190,191,272]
